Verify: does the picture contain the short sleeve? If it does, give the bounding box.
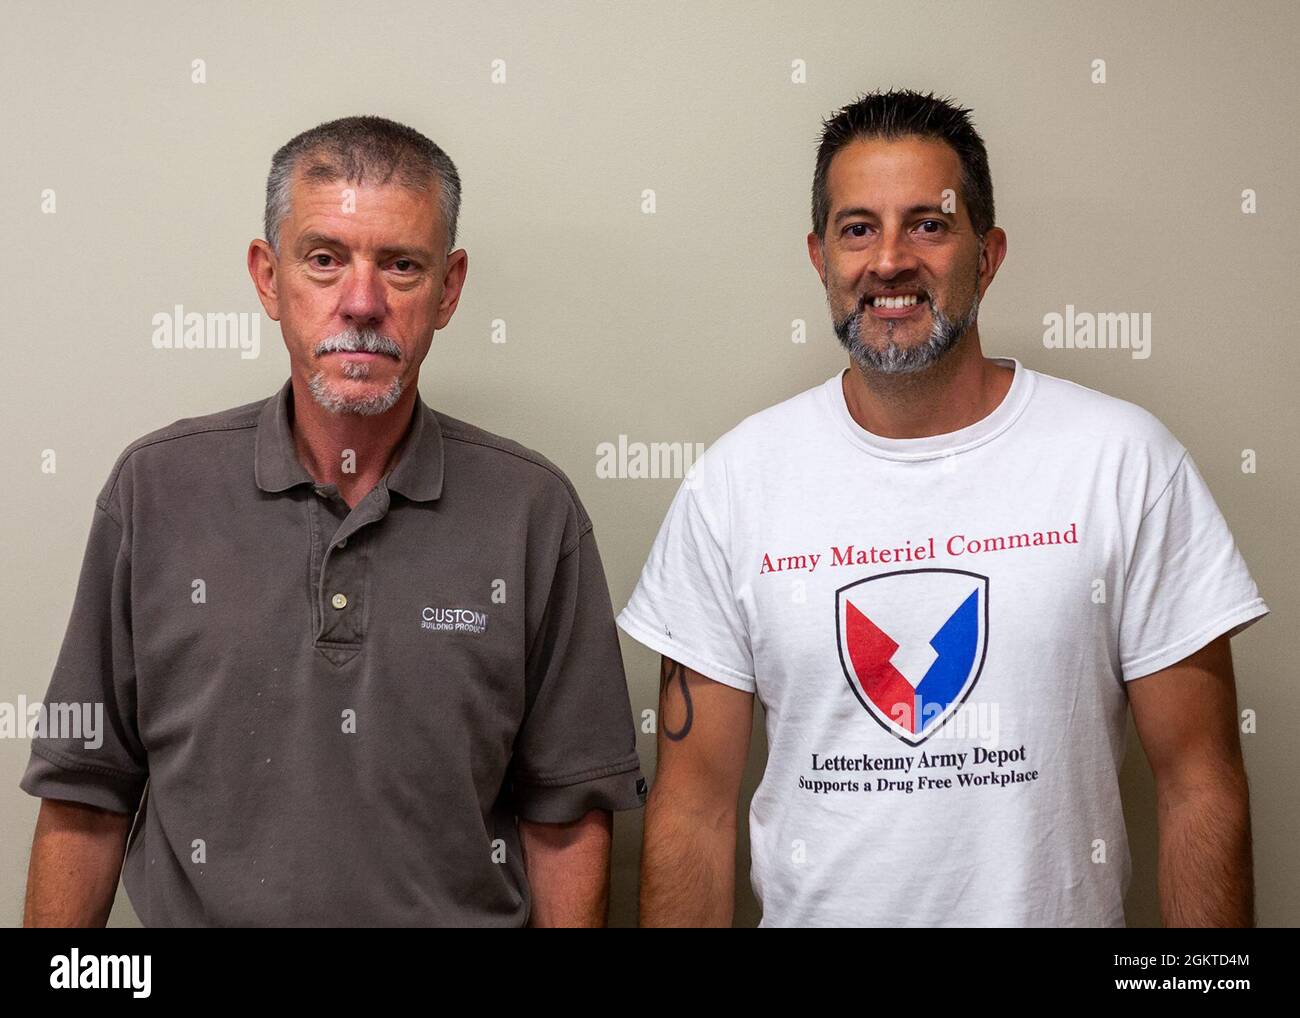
[510,525,646,823]
[1119,451,1269,681]
[616,468,755,692]
[19,501,148,814]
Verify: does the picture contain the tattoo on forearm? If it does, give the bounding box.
[660,658,694,741]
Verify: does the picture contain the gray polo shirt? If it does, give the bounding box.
[21,377,646,926]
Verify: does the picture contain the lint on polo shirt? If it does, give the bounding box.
[21,377,646,927]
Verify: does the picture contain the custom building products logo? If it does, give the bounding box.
[836,568,989,746]
[420,605,488,634]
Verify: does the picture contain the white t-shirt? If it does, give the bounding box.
[617,357,1268,927]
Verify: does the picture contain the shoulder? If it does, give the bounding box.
[1027,366,1185,459]
[1024,365,1189,502]
[729,376,831,444]
[95,395,267,517]
[689,375,832,483]
[642,375,831,538]
[435,411,592,536]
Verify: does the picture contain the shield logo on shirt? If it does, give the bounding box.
[836,568,989,746]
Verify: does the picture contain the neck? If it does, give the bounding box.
[287,374,418,508]
[841,331,1013,440]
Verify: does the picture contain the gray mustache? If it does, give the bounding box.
[314,329,402,359]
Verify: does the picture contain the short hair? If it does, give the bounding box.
[263,115,462,254]
[811,89,994,243]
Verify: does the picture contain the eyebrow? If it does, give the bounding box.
[296,232,435,262]
[832,204,955,225]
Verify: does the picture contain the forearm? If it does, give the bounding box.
[24,799,130,927]
[1155,771,1254,927]
[521,810,612,927]
[639,788,737,927]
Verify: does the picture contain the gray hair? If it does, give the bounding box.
[263,115,461,254]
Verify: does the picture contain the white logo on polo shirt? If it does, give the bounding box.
[420,606,488,634]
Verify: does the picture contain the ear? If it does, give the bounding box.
[433,248,469,331]
[247,239,282,322]
[976,227,1008,299]
[806,231,827,286]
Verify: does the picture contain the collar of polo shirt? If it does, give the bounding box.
[252,377,445,501]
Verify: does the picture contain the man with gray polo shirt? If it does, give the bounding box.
[20,115,645,927]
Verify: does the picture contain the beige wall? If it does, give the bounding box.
[2,0,1296,927]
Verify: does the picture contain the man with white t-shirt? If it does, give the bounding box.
[618,89,1268,927]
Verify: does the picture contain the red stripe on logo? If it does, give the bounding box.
[846,600,916,732]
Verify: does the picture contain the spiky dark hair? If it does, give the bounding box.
[811,89,994,242]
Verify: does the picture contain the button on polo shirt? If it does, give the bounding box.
[21,377,646,927]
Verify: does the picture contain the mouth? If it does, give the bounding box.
[324,349,398,361]
[863,291,929,319]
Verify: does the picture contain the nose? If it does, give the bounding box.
[337,260,387,328]
[867,223,921,283]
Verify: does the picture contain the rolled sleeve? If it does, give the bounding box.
[19,500,148,815]
[510,525,646,823]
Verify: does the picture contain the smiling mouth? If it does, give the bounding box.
[866,292,927,309]
[863,292,930,319]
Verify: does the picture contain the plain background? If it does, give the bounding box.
[1,0,1296,927]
